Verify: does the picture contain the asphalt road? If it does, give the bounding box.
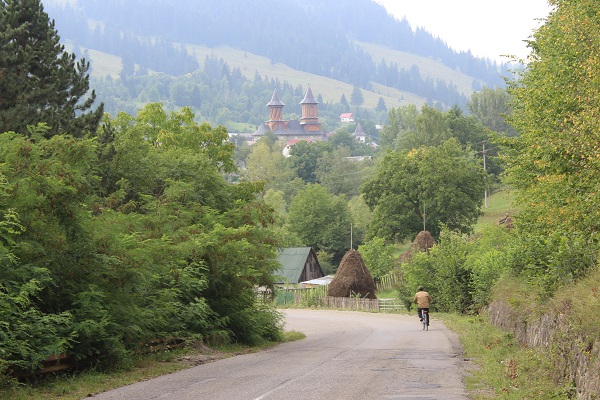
[90,309,467,400]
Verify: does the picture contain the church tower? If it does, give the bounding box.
[266,88,285,131]
[300,85,321,132]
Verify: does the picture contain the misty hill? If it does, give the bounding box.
[43,0,514,131]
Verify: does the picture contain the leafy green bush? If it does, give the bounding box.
[465,226,513,310]
[0,110,284,379]
[399,229,473,313]
[399,226,514,314]
[0,269,74,377]
[358,236,397,279]
[503,231,597,300]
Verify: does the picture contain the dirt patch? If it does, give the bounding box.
[177,343,257,367]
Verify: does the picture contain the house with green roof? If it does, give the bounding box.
[275,247,324,285]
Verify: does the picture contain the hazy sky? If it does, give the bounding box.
[374,0,553,61]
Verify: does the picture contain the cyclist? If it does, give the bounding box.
[413,286,432,326]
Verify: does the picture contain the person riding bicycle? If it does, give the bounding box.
[413,286,432,326]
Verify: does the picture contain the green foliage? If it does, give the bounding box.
[464,226,512,309]
[400,104,450,150]
[0,0,103,137]
[350,85,364,107]
[287,140,333,184]
[0,264,74,377]
[347,195,371,247]
[0,104,283,377]
[442,313,566,399]
[400,230,473,313]
[380,104,492,153]
[467,87,515,135]
[503,0,600,240]
[362,138,485,242]
[357,237,396,279]
[315,250,336,275]
[379,105,417,149]
[242,140,295,192]
[316,147,373,198]
[221,300,283,346]
[399,226,514,314]
[285,183,352,263]
[0,167,75,377]
[375,96,387,112]
[501,231,597,300]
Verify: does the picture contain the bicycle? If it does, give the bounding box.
[421,309,429,331]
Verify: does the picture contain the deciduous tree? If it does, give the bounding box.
[285,183,352,262]
[468,87,515,136]
[362,139,485,242]
[504,0,600,239]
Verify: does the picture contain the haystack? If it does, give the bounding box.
[327,249,377,299]
[398,230,435,263]
[498,213,514,229]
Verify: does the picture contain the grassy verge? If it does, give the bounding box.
[440,313,570,399]
[1,331,305,400]
[474,186,516,233]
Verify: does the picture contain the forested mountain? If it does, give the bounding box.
[42,0,513,130]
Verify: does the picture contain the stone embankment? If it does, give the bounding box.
[488,301,599,399]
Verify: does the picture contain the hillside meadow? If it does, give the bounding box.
[65,40,488,112]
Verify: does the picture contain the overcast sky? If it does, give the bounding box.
[374,0,553,61]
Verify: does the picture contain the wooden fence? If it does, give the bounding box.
[262,286,404,312]
[258,272,403,311]
[379,298,403,312]
[320,296,380,311]
[376,273,400,292]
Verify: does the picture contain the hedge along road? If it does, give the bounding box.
[91,309,468,400]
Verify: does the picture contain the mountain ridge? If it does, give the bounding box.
[43,0,513,128]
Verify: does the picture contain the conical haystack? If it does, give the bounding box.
[398,230,435,263]
[327,249,377,299]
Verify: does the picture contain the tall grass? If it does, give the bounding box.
[475,186,516,232]
[441,313,572,399]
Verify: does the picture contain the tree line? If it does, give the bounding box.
[1,0,281,379]
[0,0,510,380]
[5,1,598,396]
[43,0,508,111]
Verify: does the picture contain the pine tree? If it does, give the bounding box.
[0,0,103,137]
[350,85,364,107]
[376,96,387,112]
[340,93,349,109]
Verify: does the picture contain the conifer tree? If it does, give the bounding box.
[350,85,364,107]
[0,0,103,137]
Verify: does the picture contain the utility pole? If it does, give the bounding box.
[483,142,488,208]
[422,196,427,232]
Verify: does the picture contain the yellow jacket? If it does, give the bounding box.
[413,291,432,308]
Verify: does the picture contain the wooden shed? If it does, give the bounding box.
[275,247,324,285]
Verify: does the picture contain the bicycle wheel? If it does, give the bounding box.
[422,311,428,330]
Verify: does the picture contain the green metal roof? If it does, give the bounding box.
[275,247,313,284]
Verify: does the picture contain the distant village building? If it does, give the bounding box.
[352,122,366,143]
[252,86,325,143]
[282,139,313,157]
[340,112,354,123]
[274,247,324,285]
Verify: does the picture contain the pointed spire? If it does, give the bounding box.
[267,88,285,106]
[300,85,318,104]
[354,122,365,135]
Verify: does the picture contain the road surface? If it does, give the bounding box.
[91,309,467,400]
